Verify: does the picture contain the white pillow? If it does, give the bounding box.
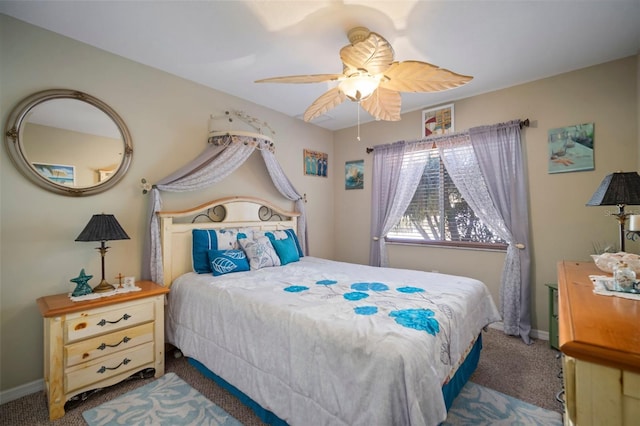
[238,235,281,270]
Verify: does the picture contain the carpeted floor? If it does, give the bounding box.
[471,327,564,412]
[0,327,564,425]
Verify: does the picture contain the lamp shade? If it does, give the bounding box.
[339,74,379,102]
[75,214,130,242]
[586,172,640,206]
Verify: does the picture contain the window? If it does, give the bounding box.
[387,148,507,249]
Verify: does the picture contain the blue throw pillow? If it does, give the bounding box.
[208,249,250,276]
[266,232,300,265]
[192,229,218,273]
[284,229,304,257]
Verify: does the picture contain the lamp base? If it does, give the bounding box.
[93,279,116,293]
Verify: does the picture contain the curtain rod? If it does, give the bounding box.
[365,118,530,153]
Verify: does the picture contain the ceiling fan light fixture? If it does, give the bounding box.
[338,74,379,102]
[256,26,472,122]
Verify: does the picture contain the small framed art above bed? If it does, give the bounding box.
[160,197,501,426]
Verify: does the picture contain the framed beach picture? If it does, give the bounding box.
[548,123,594,174]
[345,160,364,190]
[32,162,75,185]
[422,104,454,138]
[303,149,328,177]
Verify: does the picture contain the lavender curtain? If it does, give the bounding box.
[370,142,406,266]
[437,121,530,343]
[370,119,530,343]
[369,141,430,266]
[142,136,307,284]
[469,120,531,343]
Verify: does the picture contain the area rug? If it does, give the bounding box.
[442,381,563,425]
[82,373,242,426]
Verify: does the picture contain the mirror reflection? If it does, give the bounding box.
[24,99,123,187]
[4,89,133,196]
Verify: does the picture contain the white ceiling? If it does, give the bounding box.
[2,1,639,131]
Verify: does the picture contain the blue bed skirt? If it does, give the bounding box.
[188,332,483,425]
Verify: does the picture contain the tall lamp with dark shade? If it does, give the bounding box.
[75,214,130,293]
[586,171,640,252]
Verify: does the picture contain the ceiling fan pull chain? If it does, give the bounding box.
[357,104,361,141]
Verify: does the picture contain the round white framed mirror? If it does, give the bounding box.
[4,89,133,196]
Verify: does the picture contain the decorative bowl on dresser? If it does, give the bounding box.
[36,281,169,420]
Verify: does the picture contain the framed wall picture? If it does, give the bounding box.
[345,160,364,190]
[32,162,75,185]
[548,122,594,174]
[303,149,328,177]
[422,104,454,138]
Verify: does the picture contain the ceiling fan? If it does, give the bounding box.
[256,27,473,123]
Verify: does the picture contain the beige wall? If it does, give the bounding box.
[0,15,334,392]
[334,56,639,336]
[1,13,638,395]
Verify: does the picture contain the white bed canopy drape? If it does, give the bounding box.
[142,133,308,285]
[369,120,531,343]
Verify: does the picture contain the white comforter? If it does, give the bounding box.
[166,257,500,426]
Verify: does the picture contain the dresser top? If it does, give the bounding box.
[37,280,169,317]
[558,261,640,373]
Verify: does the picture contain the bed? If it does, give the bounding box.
[160,197,501,426]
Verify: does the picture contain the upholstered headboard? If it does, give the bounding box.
[157,196,299,287]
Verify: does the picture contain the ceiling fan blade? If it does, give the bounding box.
[380,61,473,92]
[256,74,344,84]
[303,87,347,122]
[360,87,401,121]
[340,32,394,75]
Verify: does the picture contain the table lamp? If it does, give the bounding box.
[75,214,130,292]
[586,171,640,252]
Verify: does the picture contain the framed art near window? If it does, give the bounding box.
[548,122,594,174]
[422,104,454,138]
[303,149,328,177]
[345,160,364,190]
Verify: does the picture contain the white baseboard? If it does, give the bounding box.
[487,321,549,341]
[0,379,44,405]
[533,329,550,341]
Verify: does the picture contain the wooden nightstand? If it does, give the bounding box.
[37,281,169,420]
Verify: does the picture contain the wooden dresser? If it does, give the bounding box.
[557,261,640,426]
[37,281,169,420]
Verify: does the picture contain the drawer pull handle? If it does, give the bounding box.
[97,358,131,374]
[97,336,131,351]
[97,313,131,327]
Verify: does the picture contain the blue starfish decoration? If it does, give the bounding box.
[71,268,93,297]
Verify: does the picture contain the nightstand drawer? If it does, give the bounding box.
[65,300,155,342]
[65,322,154,368]
[65,342,154,393]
